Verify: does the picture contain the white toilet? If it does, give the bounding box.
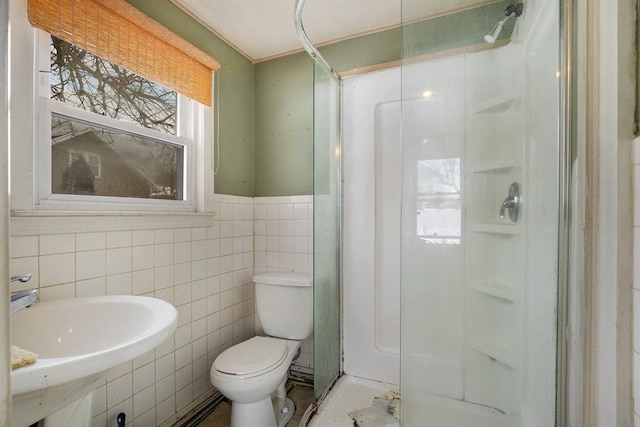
[210,271,313,427]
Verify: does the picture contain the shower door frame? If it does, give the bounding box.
[556,0,573,425]
[568,0,636,425]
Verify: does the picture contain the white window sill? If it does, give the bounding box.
[10,211,217,236]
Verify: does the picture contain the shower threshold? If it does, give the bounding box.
[306,375,512,427]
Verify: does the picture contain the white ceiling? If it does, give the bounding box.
[171,0,494,62]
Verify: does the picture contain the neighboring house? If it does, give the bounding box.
[51,130,158,199]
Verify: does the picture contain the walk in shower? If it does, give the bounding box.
[302,0,567,425]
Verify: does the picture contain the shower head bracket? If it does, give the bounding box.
[485,2,523,44]
[505,3,524,17]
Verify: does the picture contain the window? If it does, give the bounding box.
[416,158,462,244]
[68,151,101,179]
[11,0,219,215]
[37,33,200,210]
[50,36,178,135]
[52,116,183,200]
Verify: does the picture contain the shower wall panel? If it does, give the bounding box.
[342,68,402,386]
[343,57,467,389]
[400,56,467,401]
[464,44,524,415]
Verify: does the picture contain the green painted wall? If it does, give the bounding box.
[254,1,513,196]
[403,1,515,58]
[127,0,255,196]
[128,1,514,197]
[254,54,314,196]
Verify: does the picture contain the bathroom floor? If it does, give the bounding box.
[197,381,315,427]
[307,376,397,427]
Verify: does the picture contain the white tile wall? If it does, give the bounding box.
[8,193,318,425]
[9,196,255,427]
[254,196,313,274]
[254,196,314,377]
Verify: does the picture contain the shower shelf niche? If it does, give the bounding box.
[469,223,521,235]
[471,92,522,114]
[469,281,516,302]
[471,158,519,173]
[463,42,525,417]
[469,339,515,368]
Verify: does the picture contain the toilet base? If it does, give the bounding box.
[274,396,295,427]
[230,395,295,427]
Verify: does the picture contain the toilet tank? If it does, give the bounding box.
[254,272,313,340]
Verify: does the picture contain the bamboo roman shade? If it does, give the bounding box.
[27,0,220,106]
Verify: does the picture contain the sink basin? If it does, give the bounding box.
[11,295,177,426]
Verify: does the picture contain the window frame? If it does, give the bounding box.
[68,150,102,179]
[34,30,205,213]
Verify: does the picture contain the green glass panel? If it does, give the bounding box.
[312,63,341,399]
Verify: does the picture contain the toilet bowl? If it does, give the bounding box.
[211,337,301,427]
[209,271,313,427]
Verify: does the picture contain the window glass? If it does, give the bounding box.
[416,157,462,244]
[69,151,101,178]
[50,36,178,135]
[51,114,183,200]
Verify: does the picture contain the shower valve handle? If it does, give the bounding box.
[499,182,521,223]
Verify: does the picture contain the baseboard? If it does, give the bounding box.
[289,368,314,386]
[168,372,313,426]
[170,390,225,427]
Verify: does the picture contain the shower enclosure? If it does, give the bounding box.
[401,0,562,423]
[305,0,567,425]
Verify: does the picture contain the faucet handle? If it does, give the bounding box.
[499,183,521,223]
[11,273,32,283]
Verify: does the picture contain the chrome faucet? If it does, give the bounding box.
[11,273,32,283]
[499,198,516,219]
[499,182,521,223]
[10,273,39,314]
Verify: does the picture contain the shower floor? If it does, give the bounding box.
[307,375,511,427]
[307,375,397,427]
[401,391,511,427]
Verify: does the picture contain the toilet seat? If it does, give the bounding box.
[214,336,287,377]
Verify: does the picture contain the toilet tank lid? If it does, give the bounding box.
[253,271,313,287]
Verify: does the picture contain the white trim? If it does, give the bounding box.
[202,74,216,211]
[37,30,49,97]
[10,212,217,235]
[37,101,195,211]
[45,101,190,149]
[583,0,635,424]
[0,0,11,424]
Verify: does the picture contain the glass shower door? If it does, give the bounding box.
[312,63,341,399]
[400,1,563,425]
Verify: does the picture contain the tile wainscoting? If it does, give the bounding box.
[8,194,316,426]
[254,195,314,379]
[10,195,255,427]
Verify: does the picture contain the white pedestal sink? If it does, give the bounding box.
[11,295,178,427]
